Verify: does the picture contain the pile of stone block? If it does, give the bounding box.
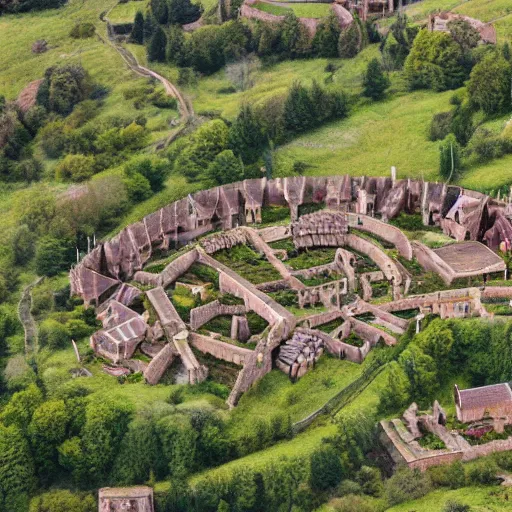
[276,331,324,379]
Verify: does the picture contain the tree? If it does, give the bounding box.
[379,361,410,414]
[55,154,96,182]
[228,104,266,164]
[404,30,465,92]
[12,224,35,265]
[131,11,144,44]
[363,58,390,100]
[313,12,341,58]
[207,149,243,185]
[280,12,310,58]
[151,0,168,24]
[80,398,134,487]
[448,19,480,55]
[309,445,343,491]
[0,423,36,512]
[37,65,91,116]
[174,119,229,181]
[262,457,308,511]
[399,345,439,405]
[439,133,461,181]
[283,81,314,134]
[29,400,69,485]
[168,0,201,25]
[124,155,168,191]
[415,319,454,375]
[468,53,512,115]
[148,26,167,62]
[156,414,197,478]
[143,11,156,42]
[111,417,159,485]
[35,236,69,276]
[167,25,187,66]
[503,42,511,61]
[381,13,418,70]
[0,384,43,433]
[338,23,360,59]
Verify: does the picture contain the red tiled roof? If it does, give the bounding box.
[459,383,512,410]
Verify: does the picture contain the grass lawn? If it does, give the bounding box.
[170,45,382,119]
[253,1,331,18]
[387,486,511,512]
[459,153,512,193]
[228,356,363,431]
[108,0,149,24]
[276,89,453,180]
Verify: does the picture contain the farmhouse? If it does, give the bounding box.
[454,383,512,424]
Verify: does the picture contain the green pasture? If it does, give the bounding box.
[276,89,452,180]
[109,0,149,24]
[253,1,331,18]
[387,486,512,512]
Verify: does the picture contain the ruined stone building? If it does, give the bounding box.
[98,487,154,512]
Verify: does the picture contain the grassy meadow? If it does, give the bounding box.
[253,1,331,18]
[109,0,150,24]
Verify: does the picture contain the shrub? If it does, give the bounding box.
[4,355,37,391]
[70,22,95,39]
[35,236,69,277]
[468,53,512,115]
[330,495,378,512]
[39,121,67,159]
[55,154,96,182]
[466,128,509,163]
[39,319,70,349]
[356,466,383,497]
[362,58,390,101]
[37,65,92,116]
[404,29,465,92]
[443,500,471,512]
[309,445,343,491]
[29,490,96,512]
[467,459,498,485]
[384,468,431,506]
[428,461,466,489]
[429,111,453,141]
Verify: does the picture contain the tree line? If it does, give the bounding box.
[133,8,378,73]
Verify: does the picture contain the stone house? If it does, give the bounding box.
[98,486,154,512]
[454,383,512,424]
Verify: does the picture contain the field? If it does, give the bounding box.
[387,486,512,512]
[253,1,331,18]
[276,88,452,181]
[108,0,149,24]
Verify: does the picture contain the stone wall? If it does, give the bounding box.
[189,332,253,365]
[349,317,397,346]
[347,213,413,260]
[70,176,511,305]
[189,300,246,330]
[462,437,512,461]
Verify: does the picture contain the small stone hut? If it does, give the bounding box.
[98,486,154,512]
[454,383,512,424]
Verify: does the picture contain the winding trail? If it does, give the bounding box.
[100,9,195,148]
[18,278,43,355]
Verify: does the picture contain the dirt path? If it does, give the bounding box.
[100,10,194,147]
[18,277,43,355]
